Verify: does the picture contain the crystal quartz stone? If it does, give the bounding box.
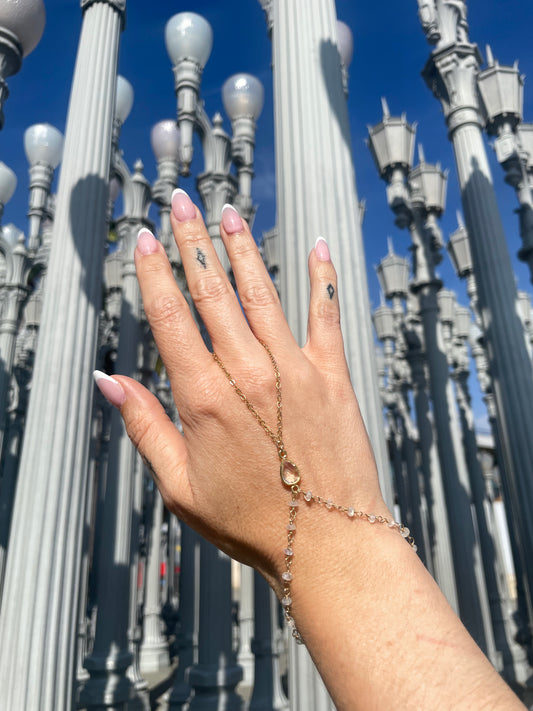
[284,547,293,556]
[280,458,301,486]
[401,527,410,538]
[387,520,397,528]
[286,523,296,531]
[347,507,355,517]
[281,596,292,607]
[288,499,299,507]
[326,499,333,509]
[368,514,376,523]
[304,491,312,502]
[282,571,293,581]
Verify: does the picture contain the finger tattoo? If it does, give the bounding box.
[327,283,335,300]
[196,248,207,269]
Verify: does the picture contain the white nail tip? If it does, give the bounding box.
[222,203,238,213]
[93,370,118,385]
[171,188,189,200]
[315,236,328,247]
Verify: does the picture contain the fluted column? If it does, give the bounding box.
[186,540,243,711]
[140,489,170,673]
[81,204,151,704]
[249,572,289,711]
[0,2,125,708]
[269,3,392,704]
[422,13,533,630]
[270,0,391,504]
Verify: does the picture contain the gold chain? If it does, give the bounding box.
[212,340,417,645]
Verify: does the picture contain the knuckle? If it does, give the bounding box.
[185,371,225,417]
[313,297,341,326]
[238,281,279,310]
[190,273,231,306]
[144,293,187,328]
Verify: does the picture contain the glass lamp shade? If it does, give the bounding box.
[104,252,123,291]
[115,76,134,124]
[437,289,456,325]
[165,12,213,69]
[409,162,447,215]
[517,291,532,326]
[0,163,17,205]
[454,306,472,340]
[367,114,416,177]
[376,249,409,299]
[0,0,45,58]
[2,222,23,247]
[478,62,523,134]
[372,304,395,342]
[336,21,354,68]
[24,123,64,168]
[24,295,42,327]
[109,176,122,203]
[518,123,533,170]
[222,74,264,121]
[150,120,180,162]
[447,224,472,277]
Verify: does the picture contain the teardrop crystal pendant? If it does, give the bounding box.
[280,458,301,486]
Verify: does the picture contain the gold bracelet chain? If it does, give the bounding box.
[212,340,417,645]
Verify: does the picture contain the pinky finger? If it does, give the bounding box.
[304,237,347,371]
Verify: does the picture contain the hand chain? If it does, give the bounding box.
[212,340,417,645]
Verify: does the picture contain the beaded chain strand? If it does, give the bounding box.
[213,340,417,644]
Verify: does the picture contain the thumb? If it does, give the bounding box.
[93,371,191,512]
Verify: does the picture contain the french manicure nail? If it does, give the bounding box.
[315,236,331,262]
[171,188,196,222]
[93,371,126,408]
[221,203,244,235]
[137,228,158,255]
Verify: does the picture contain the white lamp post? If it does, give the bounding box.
[24,123,64,250]
[150,119,181,258]
[0,162,17,224]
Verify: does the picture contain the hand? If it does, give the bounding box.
[95,189,387,593]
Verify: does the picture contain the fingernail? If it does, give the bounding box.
[171,188,196,222]
[221,203,244,235]
[315,236,331,262]
[93,371,126,408]
[137,228,158,255]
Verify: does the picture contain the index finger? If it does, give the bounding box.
[135,227,214,393]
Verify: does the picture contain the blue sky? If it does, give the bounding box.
[2,0,533,427]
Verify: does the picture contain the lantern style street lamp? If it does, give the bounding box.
[0,162,17,224]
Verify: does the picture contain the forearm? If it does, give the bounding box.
[289,506,524,711]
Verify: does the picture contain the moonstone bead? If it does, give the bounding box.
[368,514,376,523]
[347,507,355,517]
[284,547,293,556]
[288,499,299,507]
[304,491,312,502]
[326,499,333,509]
[281,596,292,607]
[401,527,410,538]
[282,571,293,581]
[286,523,296,531]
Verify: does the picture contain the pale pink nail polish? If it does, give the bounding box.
[315,236,331,262]
[221,203,244,235]
[137,228,158,255]
[93,371,126,408]
[171,188,196,222]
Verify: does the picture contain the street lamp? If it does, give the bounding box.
[222,73,264,220]
[23,123,64,250]
[165,11,213,176]
[150,119,180,256]
[0,0,45,129]
[336,20,353,95]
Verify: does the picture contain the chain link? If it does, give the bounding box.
[212,339,284,454]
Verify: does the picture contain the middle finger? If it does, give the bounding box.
[170,189,257,357]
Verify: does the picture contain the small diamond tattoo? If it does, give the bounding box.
[196,248,207,269]
[327,284,335,300]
